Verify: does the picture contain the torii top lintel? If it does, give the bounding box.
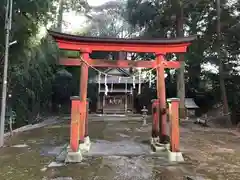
[48,30,196,54]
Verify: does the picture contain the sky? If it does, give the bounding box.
[87,0,111,6]
[63,0,112,32]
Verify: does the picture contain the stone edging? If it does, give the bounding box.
[4,116,60,138]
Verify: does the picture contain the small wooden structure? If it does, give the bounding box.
[185,98,199,118]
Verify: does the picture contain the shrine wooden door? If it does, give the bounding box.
[104,95,125,113]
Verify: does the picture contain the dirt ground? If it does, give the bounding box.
[180,120,240,180]
[0,115,239,180]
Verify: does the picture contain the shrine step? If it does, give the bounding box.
[96,108,134,114]
[89,114,146,121]
[103,109,126,114]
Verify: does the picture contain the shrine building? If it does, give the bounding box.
[89,67,144,114]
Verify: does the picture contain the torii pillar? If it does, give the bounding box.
[65,50,91,163]
[78,49,91,151]
[156,54,168,144]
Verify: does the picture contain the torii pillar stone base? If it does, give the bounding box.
[167,150,184,162]
[65,145,83,163]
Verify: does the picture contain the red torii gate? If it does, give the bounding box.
[48,30,196,162]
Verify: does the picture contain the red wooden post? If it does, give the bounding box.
[79,101,86,142]
[79,49,90,142]
[156,54,168,143]
[70,96,80,152]
[84,100,89,137]
[151,99,159,138]
[168,98,180,152]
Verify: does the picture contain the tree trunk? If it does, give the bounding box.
[56,0,64,32]
[216,0,232,126]
[175,2,186,119]
[9,116,13,136]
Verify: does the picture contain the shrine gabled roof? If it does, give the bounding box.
[104,68,130,77]
[48,30,197,45]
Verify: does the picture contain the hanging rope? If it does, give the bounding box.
[118,76,121,83]
[111,81,113,92]
[79,56,169,84]
[133,75,136,89]
[104,74,108,95]
[98,72,101,93]
[149,71,152,88]
[125,80,128,93]
[138,68,141,94]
